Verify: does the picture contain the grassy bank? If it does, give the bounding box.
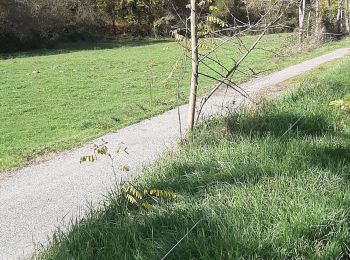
[1,34,350,171]
[38,57,350,259]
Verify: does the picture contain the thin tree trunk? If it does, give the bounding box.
[315,0,322,37]
[112,10,116,35]
[337,0,343,34]
[188,0,199,130]
[328,0,332,19]
[345,0,350,34]
[307,1,312,37]
[299,0,306,43]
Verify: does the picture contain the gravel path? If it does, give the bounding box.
[0,47,349,259]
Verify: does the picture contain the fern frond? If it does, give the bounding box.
[198,41,212,50]
[206,15,228,28]
[126,185,143,200]
[171,30,188,43]
[147,189,176,199]
[80,154,97,163]
[125,194,138,205]
[94,145,108,155]
[197,30,210,37]
[142,202,153,210]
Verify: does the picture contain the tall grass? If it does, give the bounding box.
[38,58,350,259]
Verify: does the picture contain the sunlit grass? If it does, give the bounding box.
[1,34,350,171]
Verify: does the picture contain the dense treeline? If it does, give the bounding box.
[0,0,104,51]
[0,0,349,52]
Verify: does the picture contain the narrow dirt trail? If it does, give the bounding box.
[0,47,349,259]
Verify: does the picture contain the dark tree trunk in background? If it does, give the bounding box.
[336,0,343,34]
[315,0,322,37]
[345,0,350,34]
[111,10,116,35]
[328,0,332,19]
[306,0,312,37]
[299,0,306,43]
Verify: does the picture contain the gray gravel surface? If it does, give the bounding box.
[0,47,349,259]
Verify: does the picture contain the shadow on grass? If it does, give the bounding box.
[0,37,172,60]
[226,111,350,174]
[231,112,332,138]
[149,111,349,195]
[51,188,315,260]
[310,145,350,173]
[41,111,350,259]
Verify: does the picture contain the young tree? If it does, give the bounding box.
[188,0,199,130]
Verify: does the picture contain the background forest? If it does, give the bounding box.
[1,0,349,52]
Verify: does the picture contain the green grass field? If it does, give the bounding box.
[38,57,350,259]
[1,34,350,171]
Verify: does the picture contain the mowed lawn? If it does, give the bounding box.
[1,34,349,171]
[38,57,350,259]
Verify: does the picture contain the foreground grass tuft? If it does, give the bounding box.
[37,57,350,259]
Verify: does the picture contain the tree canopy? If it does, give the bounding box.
[0,0,349,52]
